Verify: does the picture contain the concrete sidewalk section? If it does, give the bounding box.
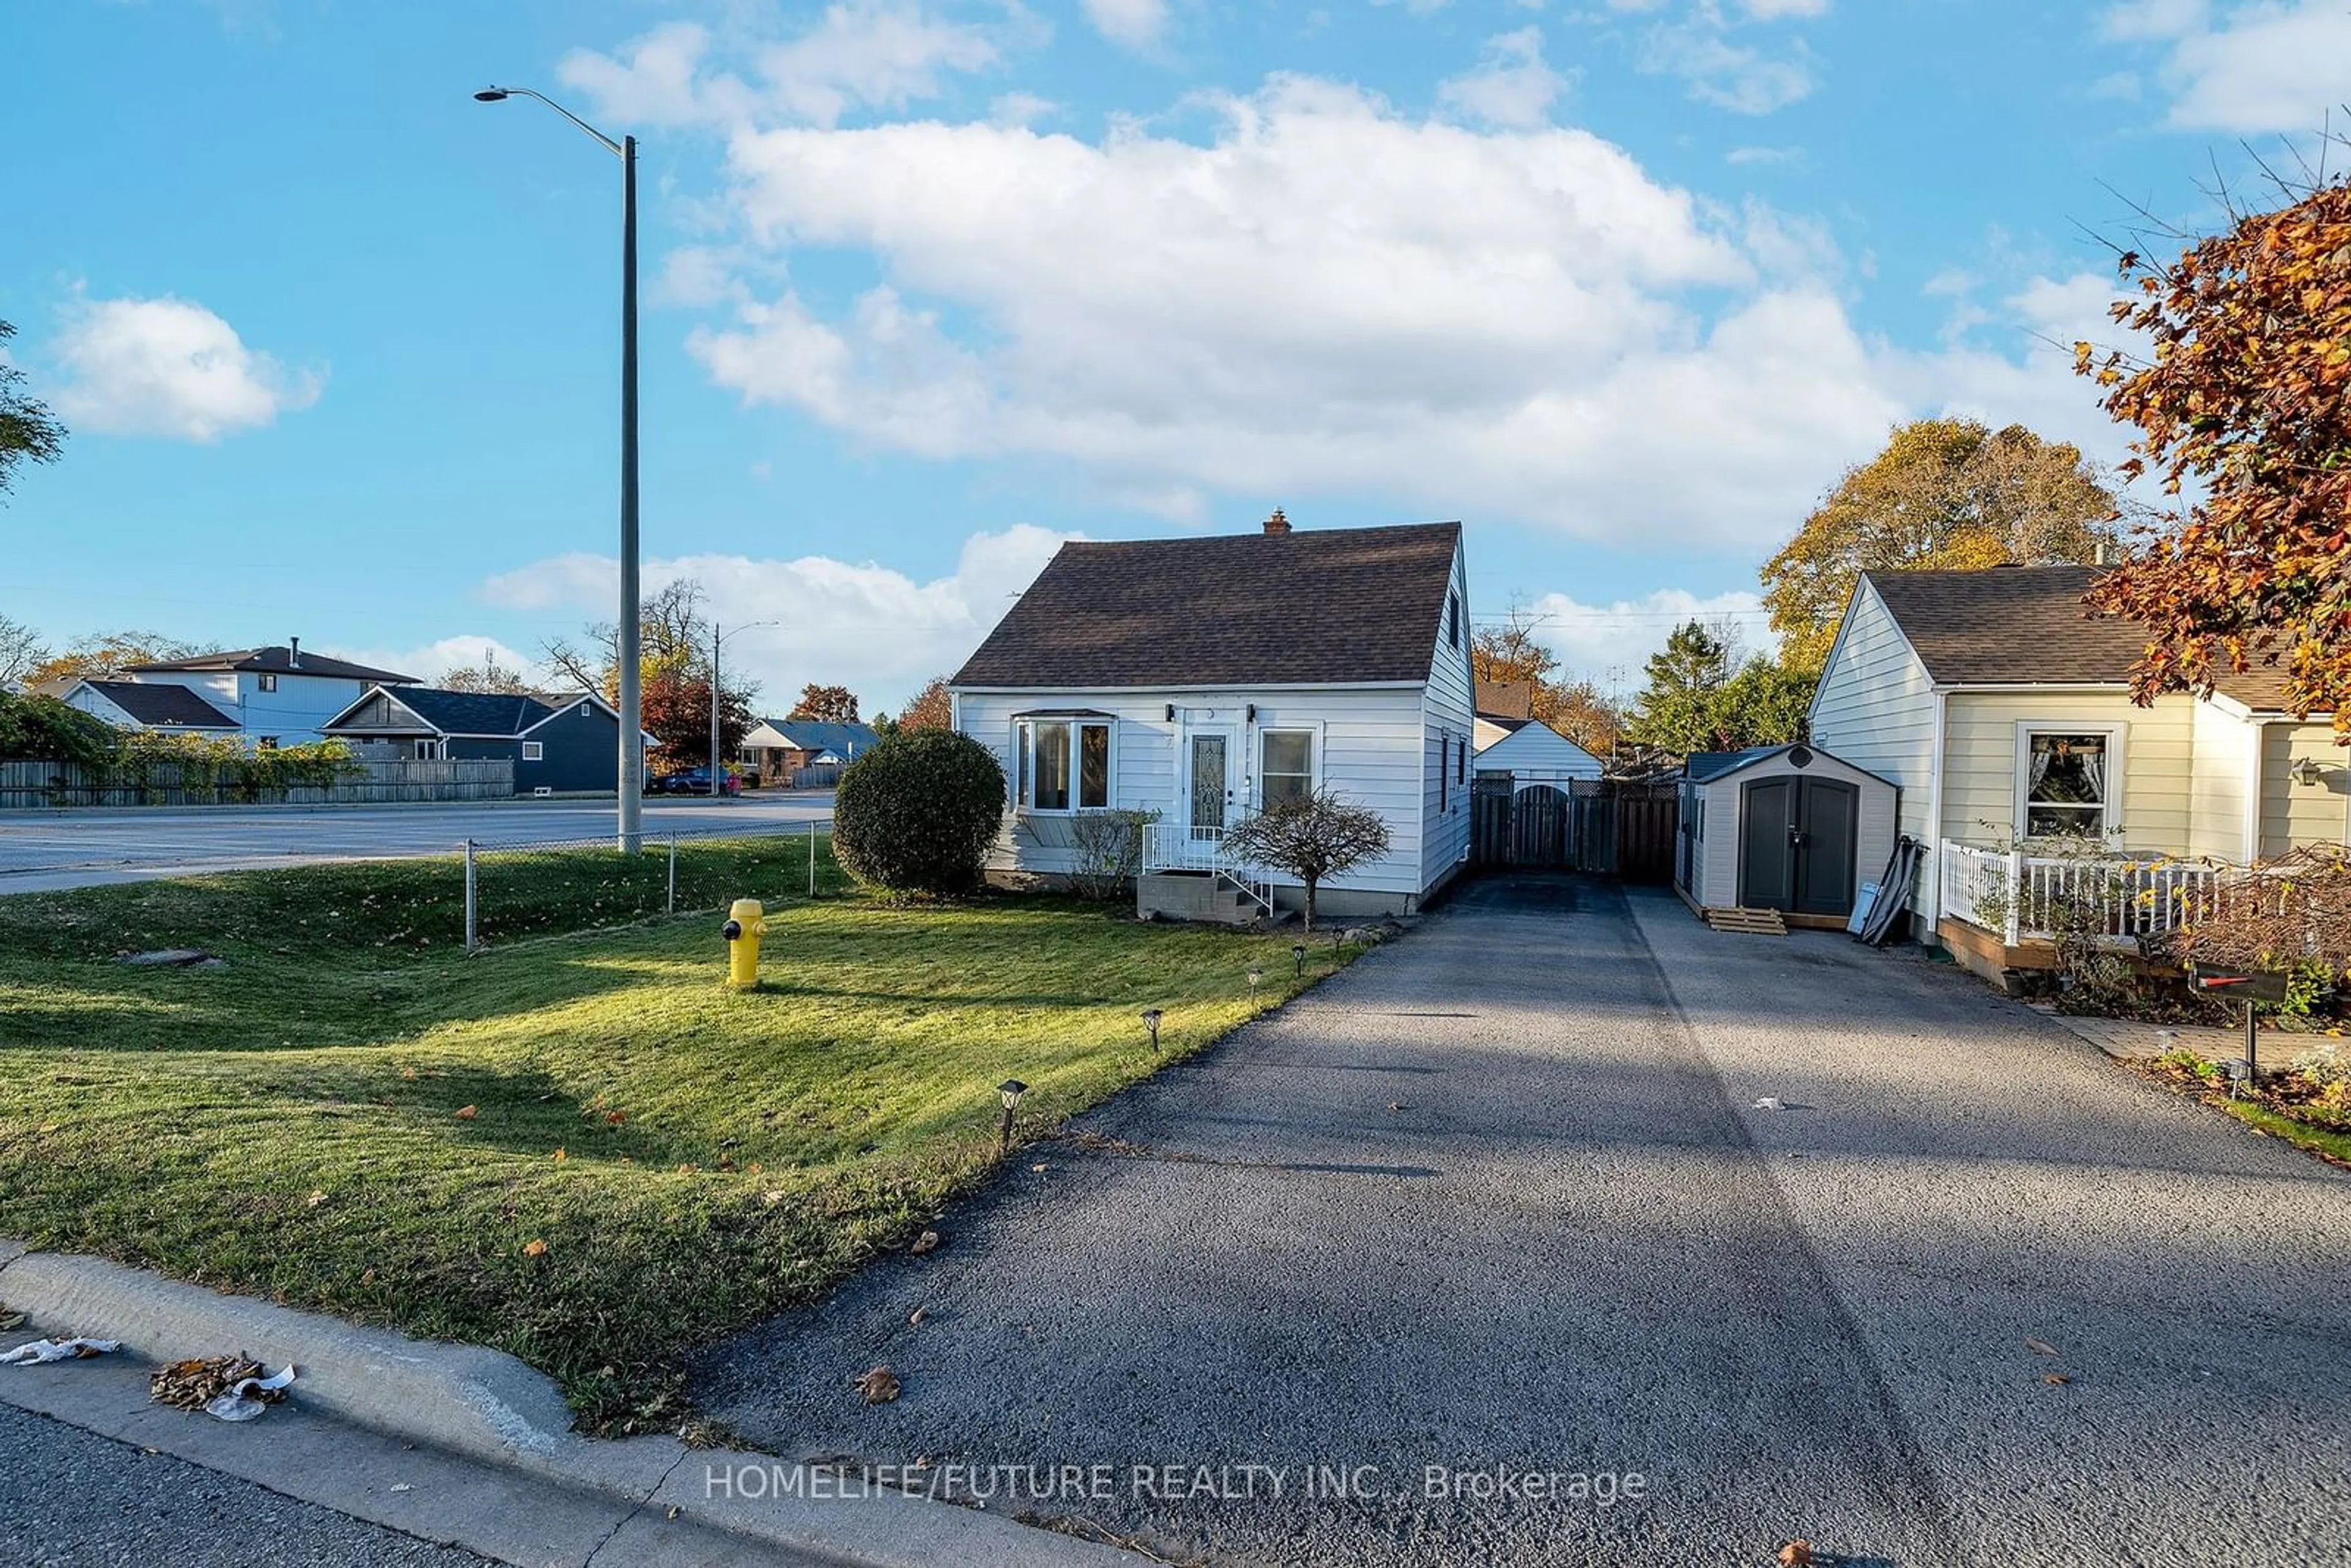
[0,1247,1134,1568]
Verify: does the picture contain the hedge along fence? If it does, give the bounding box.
[0,754,514,808]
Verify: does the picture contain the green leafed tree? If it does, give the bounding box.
[1627,620,1811,759]
[1760,418,2119,671]
[0,321,66,504]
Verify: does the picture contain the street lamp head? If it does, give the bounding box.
[473,88,511,102]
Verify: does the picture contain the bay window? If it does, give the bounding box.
[1261,729,1314,808]
[1014,716,1113,812]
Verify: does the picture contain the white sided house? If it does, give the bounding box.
[1809,565,2347,978]
[1473,718,1603,789]
[113,642,420,747]
[951,514,1476,922]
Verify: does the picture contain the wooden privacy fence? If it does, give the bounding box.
[1473,775,1679,882]
[0,757,515,809]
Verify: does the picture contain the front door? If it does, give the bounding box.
[1739,776,1859,916]
[1185,728,1235,843]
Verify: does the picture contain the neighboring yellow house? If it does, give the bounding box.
[1807,566,2345,978]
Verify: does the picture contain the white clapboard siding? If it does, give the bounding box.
[1807,579,1939,917]
[958,685,1431,899]
[1419,541,1476,892]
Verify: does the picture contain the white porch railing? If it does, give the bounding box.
[1142,823,1273,914]
[1938,839,2227,947]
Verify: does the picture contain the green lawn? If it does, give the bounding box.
[0,854,1346,1431]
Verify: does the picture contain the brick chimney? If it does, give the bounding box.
[1262,508,1291,536]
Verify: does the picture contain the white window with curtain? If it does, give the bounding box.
[2015,725,2123,839]
[1013,716,1114,812]
[1260,729,1315,807]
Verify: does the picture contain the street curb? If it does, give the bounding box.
[0,1246,1136,1568]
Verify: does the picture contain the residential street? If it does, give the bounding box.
[0,793,831,893]
[697,876,2351,1567]
[0,1405,489,1568]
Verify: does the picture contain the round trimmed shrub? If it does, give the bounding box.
[831,729,1007,897]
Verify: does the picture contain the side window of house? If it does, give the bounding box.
[1016,719,1113,811]
[1261,730,1313,807]
[1446,592,1460,650]
[1456,735,1467,785]
[258,673,278,692]
[522,741,544,762]
[2024,732,2111,837]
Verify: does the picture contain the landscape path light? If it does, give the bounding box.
[1141,1008,1163,1050]
[1292,943,1305,976]
[997,1079,1028,1151]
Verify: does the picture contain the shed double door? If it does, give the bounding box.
[1738,776,1858,917]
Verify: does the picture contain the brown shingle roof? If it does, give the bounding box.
[1864,566,2320,713]
[1475,678,1533,719]
[952,522,1463,689]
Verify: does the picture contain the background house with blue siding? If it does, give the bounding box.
[321,686,650,795]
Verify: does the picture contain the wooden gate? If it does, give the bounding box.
[1565,779,1679,882]
[1472,778,1572,869]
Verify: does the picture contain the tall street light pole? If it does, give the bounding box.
[474,85,644,852]
[708,620,778,797]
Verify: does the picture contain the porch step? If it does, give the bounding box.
[1705,906,1788,936]
[1136,871,1259,926]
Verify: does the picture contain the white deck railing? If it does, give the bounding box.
[1938,840,2227,947]
[1141,823,1273,913]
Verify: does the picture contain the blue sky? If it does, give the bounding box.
[6,0,2345,713]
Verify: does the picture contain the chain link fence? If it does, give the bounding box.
[462,819,838,952]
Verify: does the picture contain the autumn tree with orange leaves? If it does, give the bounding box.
[2076,173,2351,738]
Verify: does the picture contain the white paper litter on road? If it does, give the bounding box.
[1,1337,122,1365]
[203,1364,297,1422]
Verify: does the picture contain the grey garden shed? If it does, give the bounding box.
[1675,743,1899,927]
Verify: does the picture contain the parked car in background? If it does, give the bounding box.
[648,767,741,796]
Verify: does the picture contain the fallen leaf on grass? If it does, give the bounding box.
[306,1190,328,1207]
[910,1230,940,1256]
[1777,1542,1814,1567]
[452,1105,477,1121]
[2042,1373,2072,1386]
[552,1148,566,1161]
[2025,1338,2060,1357]
[522,1239,549,1258]
[857,1366,901,1403]
[605,1111,626,1125]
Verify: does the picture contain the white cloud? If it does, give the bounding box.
[323,636,549,688]
[1638,22,1815,113]
[478,525,1076,710]
[1438,28,1575,130]
[47,293,321,442]
[558,3,1015,132]
[1520,588,1774,685]
[2101,0,2351,132]
[1725,143,1802,165]
[684,74,1936,552]
[1082,0,1168,50]
[1736,0,1830,16]
[989,90,1059,126]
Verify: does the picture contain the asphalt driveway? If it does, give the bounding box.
[694,876,2351,1567]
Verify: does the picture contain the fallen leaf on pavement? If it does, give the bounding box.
[2043,1373,2072,1386]
[908,1307,928,1327]
[857,1366,901,1403]
[2025,1338,2060,1357]
[452,1105,477,1121]
[910,1230,940,1255]
[1031,1163,1049,1172]
[0,1308,24,1333]
[1777,1542,1815,1567]
[1387,1101,1406,1113]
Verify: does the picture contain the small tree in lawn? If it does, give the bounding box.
[1222,790,1392,932]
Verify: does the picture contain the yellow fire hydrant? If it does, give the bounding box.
[721,898,765,988]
